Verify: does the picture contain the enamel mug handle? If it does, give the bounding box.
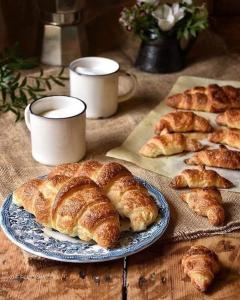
[118,70,137,103]
[24,104,31,131]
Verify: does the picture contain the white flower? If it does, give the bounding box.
[181,0,192,5]
[152,4,186,31]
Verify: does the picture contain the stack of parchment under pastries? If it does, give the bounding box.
[139,83,240,227]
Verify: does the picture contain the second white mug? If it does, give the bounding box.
[69,57,137,118]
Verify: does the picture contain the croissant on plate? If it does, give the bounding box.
[166,84,240,113]
[209,128,240,149]
[180,188,225,226]
[185,145,240,169]
[48,160,158,232]
[182,245,220,292]
[155,111,213,134]
[216,109,240,129]
[170,165,233,189]
[13,175,120,248]
[139,131,204,158]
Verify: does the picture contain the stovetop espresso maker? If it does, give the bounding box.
[38,0,87,66]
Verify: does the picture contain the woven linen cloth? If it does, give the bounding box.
[1,33,240,260]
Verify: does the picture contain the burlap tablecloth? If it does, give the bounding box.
[1,30,240,260]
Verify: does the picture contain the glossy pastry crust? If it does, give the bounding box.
[180,188,225,226]
[209,128,240,149]
[166,84,228,112]
[139,132,203,157]
[13,175,120,248]
[155,111,213,134]
[49,160,159,232]
[222,85,240,108]
[170,165,233,189]
[182,245,220,292]
[216,109,240,129]
[166,84,240,112]
[185,145,240,169]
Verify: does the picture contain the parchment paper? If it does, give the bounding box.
[107,76,240,192]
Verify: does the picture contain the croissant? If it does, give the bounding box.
[48,161,158,232]
[13,175,120,248]
[166,85,229,112]
[170,165,233,189]
[180,188,225,226]
[155,111,213,134]
[139,132,203,157]
[209,128,240,149]
[182,245,220,292]
[216,109,240,129]
[222,85,240,108]
[185,145,240,169]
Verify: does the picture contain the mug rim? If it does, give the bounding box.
[29,95,87,120]
[69,56,120,76]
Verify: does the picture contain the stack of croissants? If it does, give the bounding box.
[139,84,240,228]
[13,160,159,248]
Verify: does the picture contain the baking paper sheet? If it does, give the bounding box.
[107,76,240,192]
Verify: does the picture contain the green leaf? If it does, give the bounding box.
[1,104,10,112]
[183,29,189,39]
[19,89,28,105]
[45,79,52,90]
[58,67,65,76]
[13,72,21,83]
[1,88,6,103]
[50,75,65,86]
[19,77,27,87]
[28,89,38,100]
[58,76,69,80]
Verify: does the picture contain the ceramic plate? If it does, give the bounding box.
[0,177,170,263]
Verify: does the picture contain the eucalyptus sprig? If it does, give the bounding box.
[0,44,69,121]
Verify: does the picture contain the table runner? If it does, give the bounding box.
[1,61,240,262]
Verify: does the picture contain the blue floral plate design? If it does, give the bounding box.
[0,177,170,263]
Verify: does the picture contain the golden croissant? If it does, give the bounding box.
[155,111,213,134]
[48,161,158,232]
[170,165,233,189]
[216,109,240,129]
[222,85,240,108]
[13,175,120,248]
[166,84,240,113]
[182,245,220,292]
[185,145,240,169]
[180,188,225,226]
[139,131,203,157]
[209,128,240,149]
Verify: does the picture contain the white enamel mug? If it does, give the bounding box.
[24,96,86,166]
[69,57,137,118]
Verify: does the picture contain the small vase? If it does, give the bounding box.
[135,34,185,74]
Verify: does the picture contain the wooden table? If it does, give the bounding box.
[1,229,240,299]
[1,32,240,298]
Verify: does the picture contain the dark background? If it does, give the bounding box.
[0,0,239,58]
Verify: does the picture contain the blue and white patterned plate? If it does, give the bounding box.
[0,177,170,263]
